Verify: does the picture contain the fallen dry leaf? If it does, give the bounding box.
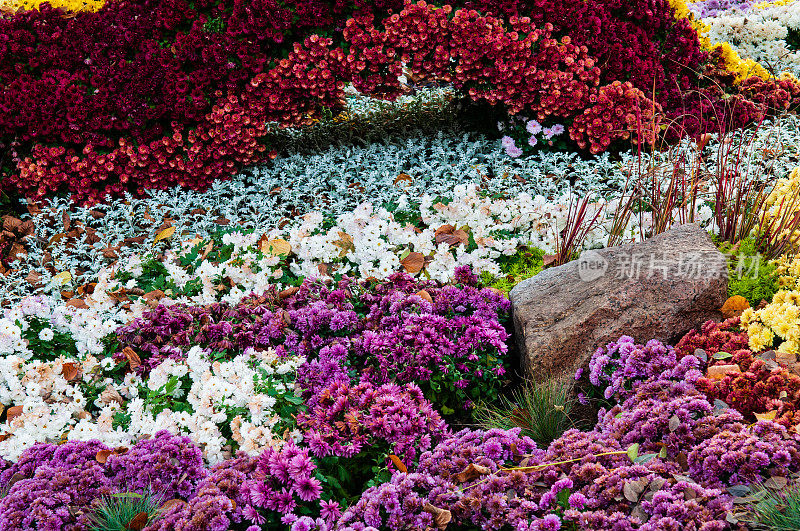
[415,290,433,303]
[61,362,79,381]
[160,499,187,513]
[332,232,355,257]
[401,252,425,274]
[66,299,88,309]
[125,512,148,531]
[423,503,452,530]
[6,406,23,422]
[754,410,778,422]
[279,286,300,299]
[122,347,141,369]
[261,238,291,256]
[453,463,491,483]
[95,449,113,464]
[706,364,741,380]
[394,173,413,186]
[388,454,407,473]
[154,226,175,244]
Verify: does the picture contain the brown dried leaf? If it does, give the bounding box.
[95,449,113,464]
[143,290,165,308]
[261,238,291,256]
[25,271,42,288]
[154,226,175,243]
[623,479,647,502]
[543,254,558,267]
[453,463,491,484]
[7,242,26,260]
[279,286,300,299]
[332,232,355,257]
[706,364,741,380]
[102,247,119,260]
[388,454,408,473]
[65,298,88,309]
[422,503,452,530]
[122,347,141,369]
[6,406,23,422]
[199,241,214,261]
[415,290,433,303]
[401,252,425,274]
[125,512,148,531]
[720,295,750,319]
[764,475,788,489]
[434,224,455,237]
[61,362,79,382]
[755,410,778,422]
[394,173,413,186]
[101,386,125,406]
[160,499,187,513]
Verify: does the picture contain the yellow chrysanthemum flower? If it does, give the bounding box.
[0,0,104,13]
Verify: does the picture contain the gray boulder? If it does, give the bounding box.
[509,224,728,381]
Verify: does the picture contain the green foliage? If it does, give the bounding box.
[14,316,79,361]
[87,490,163,531]
[722,237,780,306]
[473,378,575,448]
[479,246,545,294]
[746,483,800,531]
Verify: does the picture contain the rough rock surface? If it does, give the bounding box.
[509,224,728,381]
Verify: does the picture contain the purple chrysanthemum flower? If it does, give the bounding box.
[295,476,323,502]
[526,120,542,135]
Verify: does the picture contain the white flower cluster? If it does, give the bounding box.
[103,183,717,294]
[0,298,305,463]
[111,346,304,464]
[1,295,127,359]
[702,1,800,76]
[0,354,116,461]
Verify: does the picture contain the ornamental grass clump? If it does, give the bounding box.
[472,378,575,448]
[746,482,800,531]
[87,490,164,531]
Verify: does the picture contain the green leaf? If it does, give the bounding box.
[658,446,668,459]
[626,443,639,462]
[712,351,732,360]
[634,453,658,464]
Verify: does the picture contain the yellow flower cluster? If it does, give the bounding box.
[0,0,104,13]
[741,291,800,354]
[669,0,771,81]
[713,41,772,81]
[759,168,800,247]
[773,253,800,289]
[740,166,800,355]
[753,0,795,8]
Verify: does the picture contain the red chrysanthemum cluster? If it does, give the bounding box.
[697,349,800,427]
[570,81,662,154]
[1,0,798,203]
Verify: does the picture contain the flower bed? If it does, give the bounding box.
[1,0,797,203]
[4,0,800,528]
